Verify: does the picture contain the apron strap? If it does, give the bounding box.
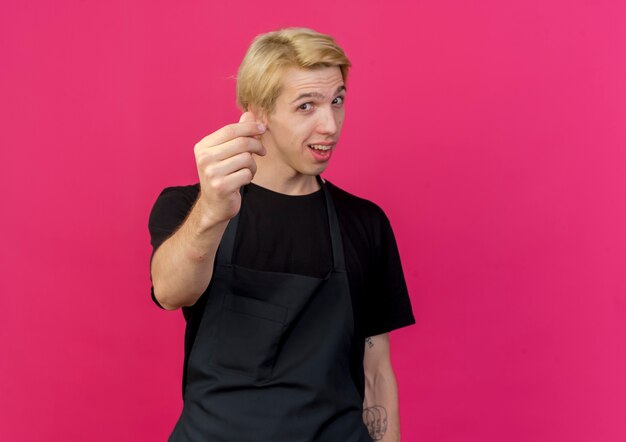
[216,175,346,272]
[215,186,244,266]
[319,175,346,272]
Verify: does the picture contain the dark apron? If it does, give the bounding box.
[169,175,372,442]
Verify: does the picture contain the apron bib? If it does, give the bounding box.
[169,175,372,441]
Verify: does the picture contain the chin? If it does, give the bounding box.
[305,164,329,175]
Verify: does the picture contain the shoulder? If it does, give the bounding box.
[149,183,201,215]
[325,179,390,226]
[324,179,394,251]
[325,180,386,216]
[153,183,201,204]
[148,183,201,233]
[325,179,415,336]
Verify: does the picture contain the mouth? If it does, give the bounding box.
[307,143,335,161]
[307,143,334,151]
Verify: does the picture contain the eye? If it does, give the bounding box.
[332,96,345,106]
[298,102,313,111]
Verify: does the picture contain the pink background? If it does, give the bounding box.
[1,1,625,441]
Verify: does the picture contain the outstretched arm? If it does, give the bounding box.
[150,112,266,310]
[363,333,400,441]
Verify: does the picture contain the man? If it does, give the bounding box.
[149,27,415,441]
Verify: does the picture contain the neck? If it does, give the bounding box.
[251,155,321,196]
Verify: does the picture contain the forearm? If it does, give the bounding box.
[363,365,400,441]
[151,195,229,310]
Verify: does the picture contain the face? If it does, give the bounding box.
[258,66,346,178]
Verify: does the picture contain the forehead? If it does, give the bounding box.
[278,66,345,99]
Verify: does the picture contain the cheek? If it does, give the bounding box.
[269,119,303,147]
[267,118,289,141]
[336,109,345,126]
[287,119,314,143]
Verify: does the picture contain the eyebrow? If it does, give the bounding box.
[290,85,347,104]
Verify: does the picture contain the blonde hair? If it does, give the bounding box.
[236,27,351,114]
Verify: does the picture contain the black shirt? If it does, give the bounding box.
[148,179,415,397]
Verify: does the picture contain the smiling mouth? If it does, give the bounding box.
[308,144,334,151]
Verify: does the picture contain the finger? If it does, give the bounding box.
[196,121,265,148]
[239,112,267,149]
[239,111,256,124]
[213,151,257,178]
[221,167,255,190]
[198,136,265,162]
[242,111,266,145]
[240,111,265,138]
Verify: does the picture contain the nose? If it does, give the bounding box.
[316,106,338,135]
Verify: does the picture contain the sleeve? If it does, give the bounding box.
[362,208,416,337]
[147,185,199,308]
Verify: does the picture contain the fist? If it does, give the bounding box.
[193,112,267,223]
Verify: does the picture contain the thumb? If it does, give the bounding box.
[239,111,266,154]
[239,111,257,124]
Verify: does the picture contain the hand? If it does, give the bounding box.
[193,112,266,223]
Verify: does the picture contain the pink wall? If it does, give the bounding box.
[1,1,625,440]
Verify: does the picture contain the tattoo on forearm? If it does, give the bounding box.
[365,337,374,349]
[363,405,387,440]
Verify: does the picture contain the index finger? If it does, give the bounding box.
[200,121,266,148]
